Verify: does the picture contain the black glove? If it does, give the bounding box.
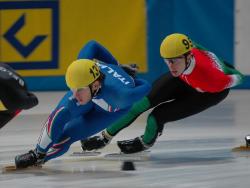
[117,136,151,154]
[120,64,138,78]
[25,92,39,109]
[81,130,113,151]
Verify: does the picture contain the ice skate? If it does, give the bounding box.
[15,150,45,169]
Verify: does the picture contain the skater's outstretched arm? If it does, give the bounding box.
[77,40,118,65]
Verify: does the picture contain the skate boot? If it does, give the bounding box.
[81,130,113,151]
[245,135,250,147]
[15,150,45,169]
[117,136,151,154]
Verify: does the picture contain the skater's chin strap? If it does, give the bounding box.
[89,85,101,98]
[183,53,193,72]
[89,72,105,98]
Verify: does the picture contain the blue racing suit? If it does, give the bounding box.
[36,41,151,162]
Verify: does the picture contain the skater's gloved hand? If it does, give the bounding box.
[81,130,113,151]
[117,136,151,154]
[25,92,39,109]
[120,64,139,78]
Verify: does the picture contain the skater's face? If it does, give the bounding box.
[73,80,101,105]
[164,54,191,77]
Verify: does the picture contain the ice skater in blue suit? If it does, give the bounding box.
[15,40,151,168]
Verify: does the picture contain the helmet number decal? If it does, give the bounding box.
[89,65,99,79]
[182,38,193,49]
[182,39,190,49]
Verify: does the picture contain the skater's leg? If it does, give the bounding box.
[44,108,128,161]
[118,89,229,153]
[37,92,93,153]
[142,88,230,145]
[36,107,71,153]
[15,92,94,168]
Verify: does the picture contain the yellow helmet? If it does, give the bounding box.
[65,59,100,89]
[160,33,193,58]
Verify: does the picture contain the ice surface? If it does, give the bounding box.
[0,91,250,188]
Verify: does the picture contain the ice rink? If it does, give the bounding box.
[0,90,249,188]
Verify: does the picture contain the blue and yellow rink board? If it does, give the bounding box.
[0,0,147,77]
[1,0,242,90]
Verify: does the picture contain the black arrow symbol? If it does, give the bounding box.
[3,14,47,58]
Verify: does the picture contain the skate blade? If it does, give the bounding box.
[70,151,101,157]
[104,151,150,161]
[2,165,42,172]
[232,145,250,152]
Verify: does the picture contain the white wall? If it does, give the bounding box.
[235,0,250,74]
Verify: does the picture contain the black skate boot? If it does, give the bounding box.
[117,137,151,154]
[245,135,250,147]
[15,150,45,169]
